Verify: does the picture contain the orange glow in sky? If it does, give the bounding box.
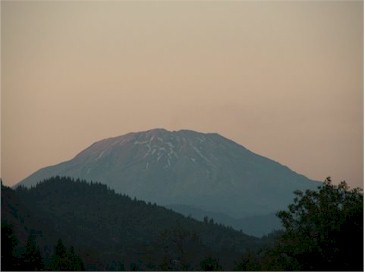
[2,1,363,188]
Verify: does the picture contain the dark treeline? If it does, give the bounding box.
[2,223,84,271]
[1,177,262,271]
[1,176,363,271]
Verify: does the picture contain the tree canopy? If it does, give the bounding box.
[272,177,363,270]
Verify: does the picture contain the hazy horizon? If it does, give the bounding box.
[2,1,363,188]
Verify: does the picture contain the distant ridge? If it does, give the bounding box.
[17,128,320,235]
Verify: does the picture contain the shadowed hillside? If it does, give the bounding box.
[3,176,269,271]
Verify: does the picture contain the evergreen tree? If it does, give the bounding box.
[20,234,44,271]
[68,246,85,271]
[48,239,84,271]
[1,222,19,271]
[48,239,68,271]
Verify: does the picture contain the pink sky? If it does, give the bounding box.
[2,1,363,188]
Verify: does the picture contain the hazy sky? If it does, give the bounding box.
[2,1,363,188]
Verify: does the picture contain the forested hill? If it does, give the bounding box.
[2,176,268,271]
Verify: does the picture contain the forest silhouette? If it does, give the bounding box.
[1,177,363,271]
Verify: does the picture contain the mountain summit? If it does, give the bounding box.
[17,129,319,233]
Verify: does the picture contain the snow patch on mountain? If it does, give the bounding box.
[96,150,106,161]
[191,144,213,167]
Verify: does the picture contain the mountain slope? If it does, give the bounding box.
[17,129,320,232]
[166,204,282,237]
[3,177,264,270]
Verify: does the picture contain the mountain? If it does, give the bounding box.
[16,128,320,235]
[3,177,266,270]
